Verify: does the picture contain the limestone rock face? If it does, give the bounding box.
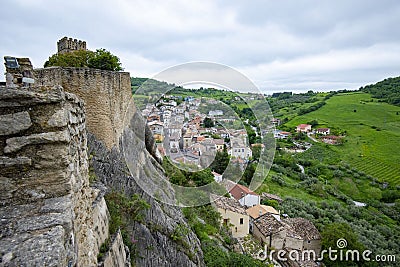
[86,101,204,267]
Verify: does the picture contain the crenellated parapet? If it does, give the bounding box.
[57,37,87,54]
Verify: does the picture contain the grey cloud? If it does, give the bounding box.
[0,0,399,92]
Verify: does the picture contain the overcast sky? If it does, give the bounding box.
[1,0,400,93]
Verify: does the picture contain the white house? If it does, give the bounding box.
[296,124,312,133]
[316,128,330,135]
[168,123,182,138]
[229,146,252,160]
[212,171,223,183]
[229,183,260,207]
[148,121,164,135]
[208,110,224,116]
[273,130,291,139]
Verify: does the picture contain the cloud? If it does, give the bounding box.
[1,0,399,92]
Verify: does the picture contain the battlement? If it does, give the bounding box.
[57,36,87,54]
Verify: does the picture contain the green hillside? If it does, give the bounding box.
[361,76,400,106]
[284,91,400,185]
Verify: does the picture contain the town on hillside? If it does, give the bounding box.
[143,95,253,171]
[143,94,323,266]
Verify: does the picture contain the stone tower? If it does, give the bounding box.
[57,37,87,54]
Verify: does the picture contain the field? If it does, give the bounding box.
[284,92,400,185]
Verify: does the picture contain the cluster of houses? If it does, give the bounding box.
[143,95,253,168]
[271,119,343,146]
[296,123,343,145]
[211,180,321,266]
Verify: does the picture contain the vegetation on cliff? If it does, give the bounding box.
[105,192,150,263]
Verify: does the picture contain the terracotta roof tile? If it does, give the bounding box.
[211,194,247,215]
[230,184,259,200]
[246,204,279,219]
[284,218,321,240]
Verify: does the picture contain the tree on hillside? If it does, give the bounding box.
[204,117,214,128]
[307,119,319,127]
[44,48,123,71]
[321,222,366,267]
[210,149,230,174]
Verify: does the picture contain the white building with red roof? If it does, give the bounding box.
[296,124,312,133]
[229,183,260,207]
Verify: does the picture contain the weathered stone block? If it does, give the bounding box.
[48,109,69,127]
[4,130,70,153]
[0,111,32,136]
[0,156,32,167]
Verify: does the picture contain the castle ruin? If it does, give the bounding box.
[57,37,87,54]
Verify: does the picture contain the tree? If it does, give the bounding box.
[88,48,123,71]
[251,144,262,161]
[210,149,230,174]
[204,117,214,128]
[162,157,187,186]
[242,162,257,185]
[223,162,242,182]
[44,50,94,68]
[321,223,366,267]
[187,168,214,186]
[44,48,123,71]
[307,119,319,127]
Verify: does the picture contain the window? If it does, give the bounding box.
[240,218,244,225]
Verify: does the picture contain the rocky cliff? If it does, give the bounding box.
[0,67,203,267]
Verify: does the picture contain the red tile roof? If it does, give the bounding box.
[297,124,311,128]
[230,184,259,200]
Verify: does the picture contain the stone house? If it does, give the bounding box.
[213,138,225,151]
[284,218,322,255]
[246,204,280,233]
[253,214,322,256]
[182,133,193,148]
[148,121,164,142]
[228,146,252,160]
[320,135,342,145]
[169,133,180,153]
[167,123,182,138]
[211,195,249,238]
[253,214,287,249]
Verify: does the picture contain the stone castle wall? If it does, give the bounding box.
[1,66,203,267]
[34,67,133,150]
[0,85,115,266]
